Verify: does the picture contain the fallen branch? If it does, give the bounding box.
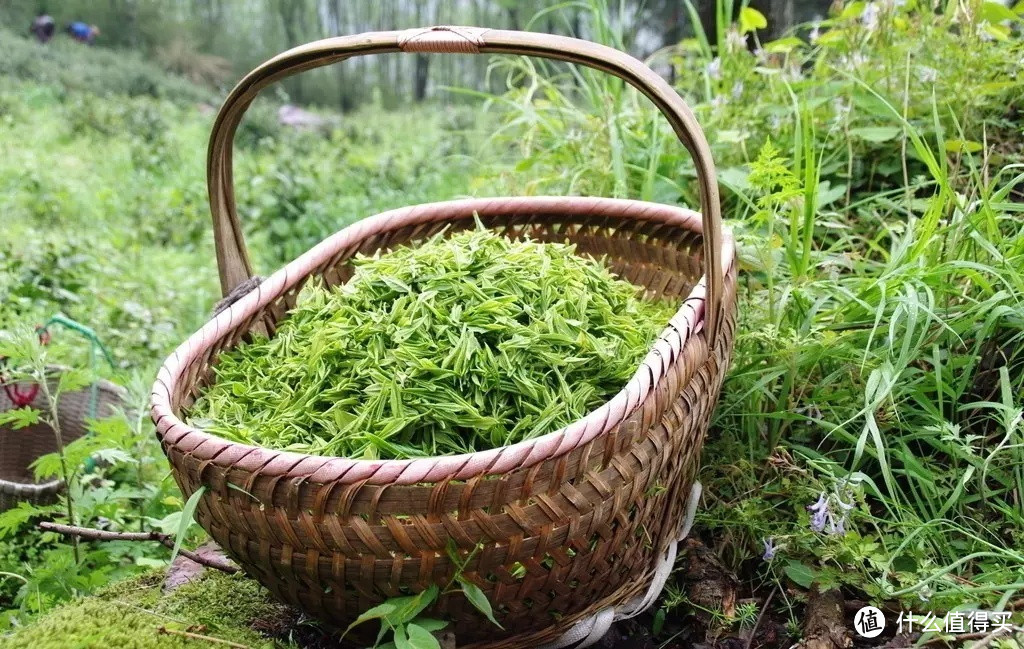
[39,522,238,574]
[744,585,777,649]
[797,587,851,649]
[158,625,250,648]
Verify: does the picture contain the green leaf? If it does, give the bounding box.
[839,1,866,19]
[981,21,1011,40]
[343,601,397,636]
[814,28,848,46]
[717,130,749,144]
[0,502,60,540]
[763,36,803,54]
[170,485,207,564]
[944,139,984,153]
[977,81,1017,95]
[411,619,448,633]
[718,166,751,192]
[404,623,442,649]
[739,7,768,32]
[816,181,847,209]
[652,608,666,636]
[849,126,902,143]
[226,482,261,502]
[784,560,816,589]
[375,584,440,629]
[0,407,40,429]
[981,1,1021,22]
[393,624,411,649]
[457,577,502,628]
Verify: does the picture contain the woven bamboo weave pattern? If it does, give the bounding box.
[152,28,739,648]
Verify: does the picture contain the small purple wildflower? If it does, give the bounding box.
[808,493,829,532]
[762,538,777,561]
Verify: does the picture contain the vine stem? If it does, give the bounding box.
[37,373,78,564]
[157,626,250,648]
[38,522,238,574]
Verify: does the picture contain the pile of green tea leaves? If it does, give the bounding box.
[188,228,676,459]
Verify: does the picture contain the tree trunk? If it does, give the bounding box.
[414,54,430,102]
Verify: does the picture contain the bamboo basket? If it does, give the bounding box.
[0,373,125,512]
[151,27,738,648]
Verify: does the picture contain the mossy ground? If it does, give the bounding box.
[0,572,287,649]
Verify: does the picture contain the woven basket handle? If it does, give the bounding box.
[208,26,725,338]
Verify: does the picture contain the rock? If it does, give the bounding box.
[163,541,235,593]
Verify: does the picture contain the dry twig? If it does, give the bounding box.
[39,521,238,574]
[158,625,250,648]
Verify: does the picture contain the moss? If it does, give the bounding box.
[0,571,287,649]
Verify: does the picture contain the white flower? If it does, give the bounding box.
[726,28,747,53]
[861,2,880,30]
[809,21,822,43]
[707,57,722,80]
[917,66,937,83]
[839,53,869,71]
[731,81,745,99]
[831,98,851,128]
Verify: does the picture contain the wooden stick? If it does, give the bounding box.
[39,521,238,574]
[158,626,251,648]
[968,625,1024,649]
[744,585,777,649]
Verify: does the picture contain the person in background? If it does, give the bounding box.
[67,21,100,44]
[29,12,56,43]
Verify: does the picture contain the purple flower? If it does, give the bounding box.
[808,493,829,532]
[762,538,777,561]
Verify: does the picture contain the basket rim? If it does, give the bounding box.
[0,477,63,493]
[151,195,736,486]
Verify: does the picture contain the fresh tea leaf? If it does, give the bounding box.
[457,576,502,628]
[188,230,674,460]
